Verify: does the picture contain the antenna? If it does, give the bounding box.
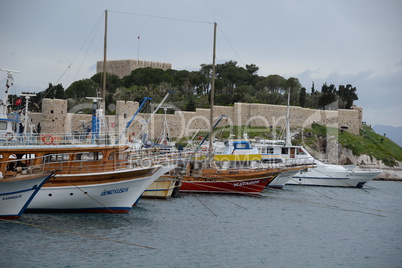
[0,68,20,90]
[19,93,36,135]
[0,68,21,75]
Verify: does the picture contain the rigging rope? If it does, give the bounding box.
[109,10,213,25]
[217,24,245,67]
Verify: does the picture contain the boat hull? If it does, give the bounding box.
[0,173,52,219]
[287,169,382,188]
[267,168,302,189]
[180,169,278,195]
[142,176,178,199]
[26,165,172,213]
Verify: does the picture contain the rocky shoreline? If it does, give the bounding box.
[372,166,402,181]
[305,138,402,181]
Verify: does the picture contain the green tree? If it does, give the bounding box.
[91,72,122,94]
[184,97,196,111]
[299,87,307,108]
[124,67,169,88]
[318,83,337,109]
[286,77,302,105]
[338,84,358,109]
[256,74,287,93]
[65,79,98,100]
[245,64,260,87]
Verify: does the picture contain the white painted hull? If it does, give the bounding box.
[0,174,52,219]
[267,169,300,189]
[27,165,174,213]
[287,166,382,188]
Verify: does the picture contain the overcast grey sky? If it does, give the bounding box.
[1,0,401,126]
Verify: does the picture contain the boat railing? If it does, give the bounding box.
[32,149,188,174]
[128,148,206,168]
[283,157,316,167]
[0,150,183,179]
[0,155,57,178]
[0,131,129,147]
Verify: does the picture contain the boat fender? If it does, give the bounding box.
[42,134,54,145]
[5,132,13,141]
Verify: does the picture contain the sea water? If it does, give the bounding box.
[1,181,401,268]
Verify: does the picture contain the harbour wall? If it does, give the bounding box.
[30,99,363,141]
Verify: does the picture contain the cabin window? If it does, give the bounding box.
[76,152,103,161]
[297,148,306,155]
[44,153,69,163]
[281,148,289,155]
[234,142,250,150]
[0,121,8,130]
[266,148,274,154]
[119,153,127,160]
[108,152,127,161]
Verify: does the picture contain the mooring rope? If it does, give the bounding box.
[55,176,133,223]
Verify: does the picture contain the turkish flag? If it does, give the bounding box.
[15,98,22,106]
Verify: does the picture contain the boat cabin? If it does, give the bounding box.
[0,145,131,176]
[253,139,315,166]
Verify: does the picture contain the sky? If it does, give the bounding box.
[1,0,401,127]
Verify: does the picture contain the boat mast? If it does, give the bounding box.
[20,93,36,134]
[101,9,108,111]
[209,22,217,154]
[285,89,292,146]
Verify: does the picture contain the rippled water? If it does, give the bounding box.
[1,181,402,268]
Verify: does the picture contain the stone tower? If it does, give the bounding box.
[96,59,172,78]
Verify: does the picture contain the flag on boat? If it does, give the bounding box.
[138,35,140,39]
[15,98,22,106]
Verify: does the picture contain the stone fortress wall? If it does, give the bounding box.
[96,59,172,78]
[30,98,363,141]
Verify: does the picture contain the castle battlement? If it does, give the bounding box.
[96,59,172,78]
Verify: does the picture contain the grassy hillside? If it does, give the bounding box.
[293,124,402,167]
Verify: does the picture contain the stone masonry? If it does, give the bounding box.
[96,59,172,78]
[30,99,363,142]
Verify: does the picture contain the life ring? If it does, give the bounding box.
[141,158,153,167]
[5,132,13,141]
[42,134,54,145]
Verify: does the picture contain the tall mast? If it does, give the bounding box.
[209,22,217,153]
[101,9,108,110]
[285,89,292,146]
[20,93,36,134]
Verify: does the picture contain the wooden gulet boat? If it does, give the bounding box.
[179,152,307,195]
[0,153,53,219]
[0,145,173,213]
[0,167,53,219]
[180,166,279,195]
